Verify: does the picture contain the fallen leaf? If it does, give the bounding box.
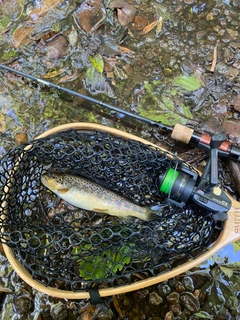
[0,285,13,293]
[41,68,65,79]
[194,312,213,319]
[117,4,137,26]
[12,0,65,48]
[46,35,69,60]
[109,1,136,26]
[234,240,240,253]
[89,53,104,73]
[84,65,115,97]
[118,45,135,54]
[73,0,106,34]
[156,16,163,35]
[113,295,124,318]
[56,69,78,84]
[173,75,202,91]
[219,265,234,279]
[140,20,157,35]
[0,113,5,134]
[103,57,117,72]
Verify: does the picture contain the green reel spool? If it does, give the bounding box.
[159,168,179,195]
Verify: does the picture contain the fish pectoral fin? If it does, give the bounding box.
[57,188,70,194]
[93,208,109,212]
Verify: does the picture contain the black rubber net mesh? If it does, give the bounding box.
[0,130,220,291]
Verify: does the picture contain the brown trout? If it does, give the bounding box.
[41,173,158,220]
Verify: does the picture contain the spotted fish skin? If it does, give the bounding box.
[41,173,156,221]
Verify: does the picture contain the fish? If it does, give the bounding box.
[41,173,160,221]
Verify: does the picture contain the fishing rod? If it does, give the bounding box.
[1,63,240,161]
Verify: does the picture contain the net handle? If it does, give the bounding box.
[3,122,240,299]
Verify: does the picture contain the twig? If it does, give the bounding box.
[210,40,220,72]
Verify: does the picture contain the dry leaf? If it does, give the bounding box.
[109,1,136,26]
[140,20,157,35]
[12,0,65,48]
[0,285,13,293]
[56,69,78,84]
[41,68,65,79]
[117,4,136,26]
[113,295,124,318]
[118,45,135,54]
[73,0,106,34]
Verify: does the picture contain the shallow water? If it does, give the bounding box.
[0,0,240,317]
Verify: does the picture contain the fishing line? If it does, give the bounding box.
[167,160,179,204]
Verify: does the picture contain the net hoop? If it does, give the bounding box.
[2,122,233,299]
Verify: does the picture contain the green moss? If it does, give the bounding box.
[0,16,10,32]
[1,48,18,61]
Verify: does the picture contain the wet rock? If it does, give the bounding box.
[182,276,194,292]
[50,301,68,320]
[166,292,180,305]
[175,282,185,293]
[174,312,188,320]
[132,16,148,31]
[193,289,201,299]
[133,288,149,302]
[169,304,181,315]
[73,0,106,34]
[149,291,163,305]
[223,119,240,140]
[95,305,113,320]
[0,0,23,20]
[185,271,211,289]
[12,0,71,48]
[13,290,33,314]
[180,292,200,313]
[217,62,230,75]
[157,283,171,297]
[232,94,240,112]
[14,132,28,145]
[164,311,174,320]
[215,310,233,320]
[0,294,20,320]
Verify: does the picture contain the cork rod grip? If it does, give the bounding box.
[171,124,194,144]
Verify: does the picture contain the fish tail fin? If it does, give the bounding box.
[145,203,168,220]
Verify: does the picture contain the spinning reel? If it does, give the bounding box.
[159,133,232,221]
